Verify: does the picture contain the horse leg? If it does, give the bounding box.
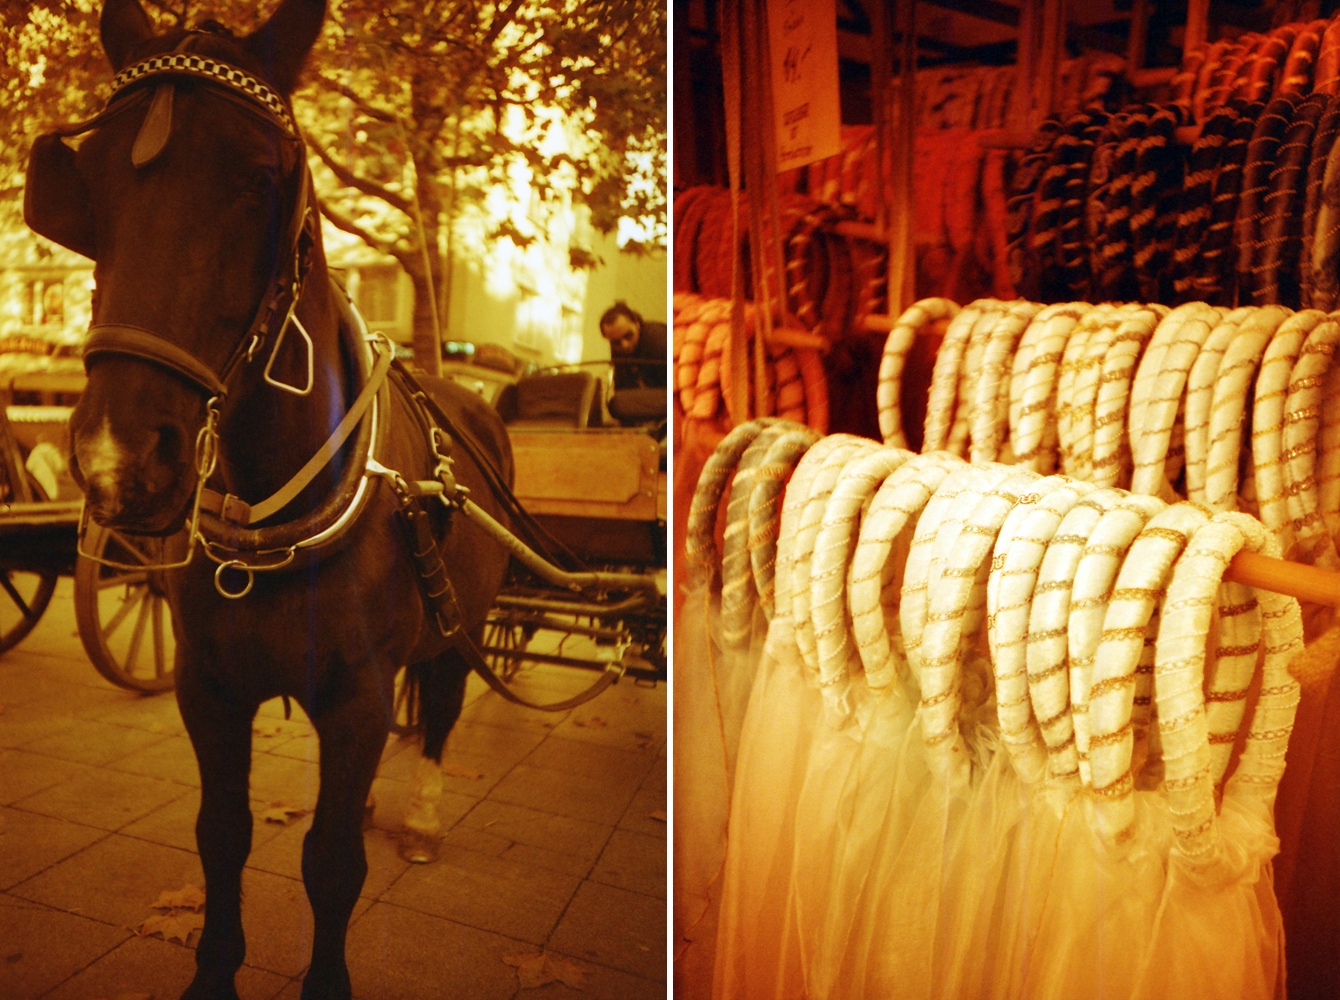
[398,647,470,863]
[300,668,390,1000]
[176,674,255,1000]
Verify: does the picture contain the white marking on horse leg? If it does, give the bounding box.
[403,753,443,836]
[399,753,444,863]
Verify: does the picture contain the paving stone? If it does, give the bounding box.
[552,684,668,755]
[0,748,92,805]
[249,748,321,812]
[14,763,191,831]
[9,833,204,929]
[119,790,293,855]
[591,828,666,898]
[548,880,665,981]
[22,717,172,768]
[487,761,639,828]
[109,732,202,786]
[87,689,189,736]
[0,893,130,1000]
[381,842,581,944]
[0,806,107,892]
[38,932,290,1000]
[237,867,372,979]
[344,900,523,1000]
[619,783,669,839]
[247,815,411,901]
[0,697,79,749]
[459,798,613,861]
[507,958,667,1000]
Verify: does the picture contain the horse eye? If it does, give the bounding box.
[242,167,276,198]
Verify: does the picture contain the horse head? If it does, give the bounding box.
[33,0,326,535]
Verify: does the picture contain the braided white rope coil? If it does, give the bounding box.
[1184,307,1253,503]
[848,452,965,695]
[1067,493,1167,787]
[685,418,780,586]
[1010,302,1092,473]
[948,301,1010,457]
[1204,305,1291,511]
[1129,302,1224,500]
[969,300,1043,464]
[810,446,915,713]
[747,427,821,620]
[719,423,795,649]
[1086,501,1213,845]
[1089,304,1168,489]
[1156,512,1303,862]
[1026,487,1127,784]
[901,462,1013,690]
[918,467,1044,781]
[1282,314,1340,568]
[923,299,999,454]
[1252,309,1326,554]
[987,475,1099,787]
[791,437,881,676]
[877,297,960,448]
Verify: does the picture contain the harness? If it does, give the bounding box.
[35,32,643,712]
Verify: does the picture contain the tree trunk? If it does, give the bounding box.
[406,257,442,376]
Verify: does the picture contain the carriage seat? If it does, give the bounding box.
[607,387,666,427]
[495,371,603,429]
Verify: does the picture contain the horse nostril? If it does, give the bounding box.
[154,424,184,468]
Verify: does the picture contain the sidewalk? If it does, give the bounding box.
[0,579,666,1000]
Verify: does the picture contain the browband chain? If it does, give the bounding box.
[109,53,296,137]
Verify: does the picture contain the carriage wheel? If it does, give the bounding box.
[0,569,58,655]
[74,523,177,693]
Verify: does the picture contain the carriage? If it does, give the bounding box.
[1,371,180,691]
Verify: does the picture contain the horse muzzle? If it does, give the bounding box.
[69,413,197,536]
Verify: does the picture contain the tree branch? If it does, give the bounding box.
[312,72,400,126]
[305,135,415,216]
[318,201,413,272]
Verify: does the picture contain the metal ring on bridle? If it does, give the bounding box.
[214,560,255,599]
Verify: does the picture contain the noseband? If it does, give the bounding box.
[60,35,317,401]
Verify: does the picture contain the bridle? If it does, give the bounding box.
[53,34,383,578]
[75,40,320,401]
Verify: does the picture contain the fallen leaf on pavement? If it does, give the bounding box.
[150,884,205,912]
[575,717,608,729]
[648,809,667,823]
[261,802,308,824]
[503,952,587,990]
[138,911,204,946]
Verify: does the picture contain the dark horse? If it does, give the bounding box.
[26,0,512,996]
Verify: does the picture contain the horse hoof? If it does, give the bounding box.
[398,828,440,863]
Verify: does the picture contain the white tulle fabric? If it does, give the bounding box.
[692,415,1298,1000]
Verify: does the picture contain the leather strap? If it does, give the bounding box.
[200,335,391,525]
[84,324,227,397]
[461,634,621,712]
[131,82,175,167]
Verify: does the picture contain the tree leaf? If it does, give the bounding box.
[150,883,205,913]
[137,911,204,946]
[441,761,485,780]
[503,951,588,991]
[261,802,308,824]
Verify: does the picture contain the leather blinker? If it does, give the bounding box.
[24,132,96,260]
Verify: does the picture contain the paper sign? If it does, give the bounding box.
[768,0,841,171]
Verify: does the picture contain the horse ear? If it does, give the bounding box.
[25,134,97,260]
[243,0,327,95]
[100,0,155,72]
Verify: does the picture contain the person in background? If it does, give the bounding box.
[600,301,668,390]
